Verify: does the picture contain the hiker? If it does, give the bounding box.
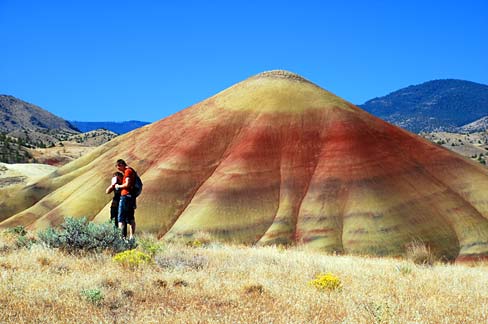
[105,171,123,228]
[114,159,136,239]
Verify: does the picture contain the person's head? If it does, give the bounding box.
[116,159,127,172]
[113,171,123,183]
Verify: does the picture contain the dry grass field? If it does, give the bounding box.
[1,230,487,324]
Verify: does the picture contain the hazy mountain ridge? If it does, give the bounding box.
[0,95,80,148]
[66,129,118,146]
[0,95,119,163]
[70,120,150,134]
[360,79,488,133]
[0,95,78,132]
[460,116,488,132]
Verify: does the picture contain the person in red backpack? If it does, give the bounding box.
[114,159,136,239]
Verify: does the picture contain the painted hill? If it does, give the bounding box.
[0,162,57,189]
[360,79,488,133]
[1,71,488,261]
[70,120,150,135]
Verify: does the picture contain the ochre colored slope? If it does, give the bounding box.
[1,70,488,261]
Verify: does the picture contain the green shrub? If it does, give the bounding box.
[364,302,393,324]
[38,217,136,253]
[6,225,27,236]
[395,264,413,275]
[138,237,164,257]
[15,234,35,249]
[4,225,35,249]
[81,288,104,305]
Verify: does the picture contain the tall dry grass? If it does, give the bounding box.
[1,231,487,323]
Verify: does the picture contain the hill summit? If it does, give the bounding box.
[213,70,355,113]
[1,71,488,261]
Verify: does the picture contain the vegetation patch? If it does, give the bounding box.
[406,240,436,266]
[38,217,136,253]
[81,288,104,305]
[155,250,208,271]
[138,237,164,257]
[112,249,151,269]
[309,272,342,291]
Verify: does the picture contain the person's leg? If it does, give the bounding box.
[127,197,135,239]
[118,196,129,238]
[127,222,133,239]
[118,222,126,236]
[110,205,118,228]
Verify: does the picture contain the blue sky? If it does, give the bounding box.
[1,0,487,122]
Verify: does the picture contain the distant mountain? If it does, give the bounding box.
[70,120,150,134]
[360,79,488,133]
[0,95,80,142]
[0,95,119,163]
[66,129,118,146]
[0,95,78,132]
[460,116,488,133]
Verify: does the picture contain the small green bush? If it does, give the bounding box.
[138,238,164,257]
[38,217,136,253]
[5,225,35,249]
[395,264,413,275]
[16,234,35,249]
[6,225,27,236]
[364,302,393,324]
[81,288,104,305]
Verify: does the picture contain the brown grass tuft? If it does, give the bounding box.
[122,290,134,298]
[154,279,168,288]
[173,279,189,287]
[37,256,52,267]
[243,284,265,295]
[100,278,118,289]
[406,240,436,265]
[0,261,14,270]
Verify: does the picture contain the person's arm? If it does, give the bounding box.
[116,171,133,190]
[106,176,119,194]
[106,184,115,194]
[117,177,131,190]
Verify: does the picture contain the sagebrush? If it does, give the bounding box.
[37,217,136,253]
